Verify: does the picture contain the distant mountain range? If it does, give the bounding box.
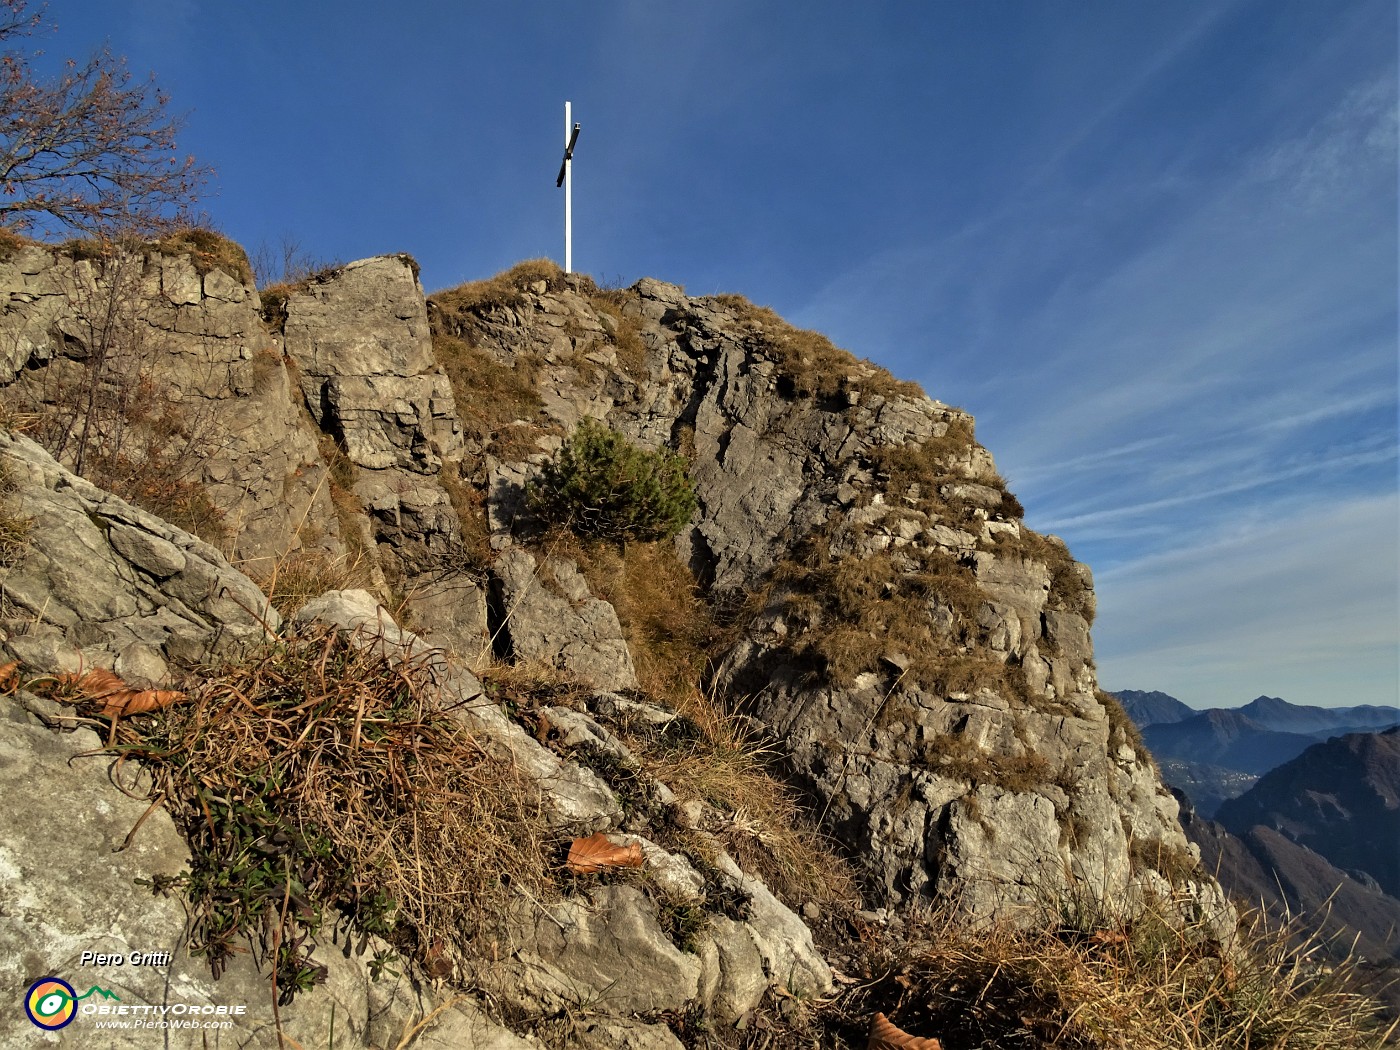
[1111,690,1399,817]
[1181,728,1400,987]
[1115,689,1400,736]
[1144,710,1318,774]
[1215,727,1400,899]
[1120,692,1400,1007]
[1186,813,1400,966]
[1114,689,1196,725]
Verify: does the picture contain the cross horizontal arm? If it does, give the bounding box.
[556,123,581,187]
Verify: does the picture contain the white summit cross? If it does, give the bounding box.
[556,101,581,274]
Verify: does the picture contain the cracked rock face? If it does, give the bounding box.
[0,248,1235,1043]
[442,272,1227,926]
[491,548,639,692]
[0,700,537,1050]
[0,431,275,679]
[0,244,337,570]
[282,257,462,476]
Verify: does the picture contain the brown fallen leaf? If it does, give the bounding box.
[869,1011,942,1050]
[97,689,186,719]
[56,668,127,699]
[0,660,18,694]
[566,831,645,875]
[47,668,184,719]
[423,936,453,979]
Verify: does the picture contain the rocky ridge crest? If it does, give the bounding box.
[0,242,1230,1046]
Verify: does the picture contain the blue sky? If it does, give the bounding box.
[47,0,1399,709]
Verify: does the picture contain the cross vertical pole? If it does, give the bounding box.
[556,104,580,274]
[564,100,572,274]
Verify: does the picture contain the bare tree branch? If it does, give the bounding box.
[0,0,209,238]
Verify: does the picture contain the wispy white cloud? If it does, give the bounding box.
[1250,75,1399,208]
[1040,441,1398,532]
[1094,493,1399,708]
[792,10,1397,711]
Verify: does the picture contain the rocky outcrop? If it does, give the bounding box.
[0,430,274,681]
[0,440,533,1049]
[0,707,535,1050]
[0,240,336,572]
[301,589,831,1023]
[0,242,1241,1043]
[279,256,491,660]
[0,440,829,1044]
[492,547,638,690]
[434,269,1223,925]
[282,256,460,473]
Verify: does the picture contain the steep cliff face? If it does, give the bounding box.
[0,238,338,573]
[423,266,1216,922]
[0,246,1221,929]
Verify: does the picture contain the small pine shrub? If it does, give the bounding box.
[527,419,697,542]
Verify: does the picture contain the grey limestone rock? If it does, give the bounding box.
[0,244,340,569]
[300,592,831,1024]
[492,548,639,692]
[0,708,533,1050]
[0,430,276,675]
[282,256,461,475]
[0,244,1238,1044]
[438,271,1225,929]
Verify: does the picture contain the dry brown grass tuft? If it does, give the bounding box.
[586,292,650,380]
[0,463,32,568]
[85,443,227,543]
[112,624,554,1000]
[709,293,924,403]
[430,258,563,315]
[431,332,546,438]
[0,511,28,569]
[1097,688,1156,769]
[635,686,859,908]
[476,529,857,909]
[153,226,253,285]
[553,532,717,708]
[830,897,1399,1050]
[768,521,1011,698]
[1011,528,1097,626]
[253,546,376,617]
[436,459,493,570]
[715,895,1397,1050]
[0,224,34,262]
[923,732,1056,791]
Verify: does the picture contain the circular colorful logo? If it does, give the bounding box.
[24,977,77,1030]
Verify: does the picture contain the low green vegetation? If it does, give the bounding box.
[527,419,697,543]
